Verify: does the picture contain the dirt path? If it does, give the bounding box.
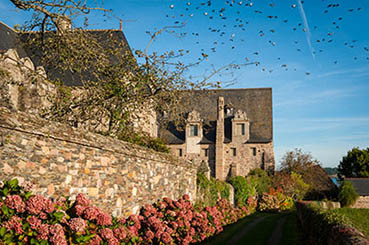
[226,216,267,245]
[267,216,287,245]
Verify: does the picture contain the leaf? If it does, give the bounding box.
[3,187,9,196]
[53,211,65,221]
[2,204,9,216]
[8,179,18,189]
[25,191,32,200]
[0,227,6,237]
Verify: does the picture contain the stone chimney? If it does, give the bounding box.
[56,15,72,34]
[216,97,225,180]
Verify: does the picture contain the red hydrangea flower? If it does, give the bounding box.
[49,224,67,245]
[88,234,102,245]
[36,223,50,241]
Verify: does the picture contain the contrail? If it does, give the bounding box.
[297,0,315,60]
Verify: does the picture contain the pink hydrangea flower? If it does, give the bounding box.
[88,234,102,245]
[113,227,127,240]
[96,212,112,226]
[26,195,54,215]
[5,195,25,213]
[99,228,115,240]
[68,218,87,233]
[145,230,155,241]
[4,215,23,234]
[27,216,41,230]
[49,224,67,245]
[75,193,91,206]
[83,206,102,221]
[36,223,50,241]
[161,232,173,244]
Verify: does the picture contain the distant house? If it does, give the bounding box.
[345,178,369,208]
[159,89,275,180]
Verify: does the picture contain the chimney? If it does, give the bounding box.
[215,97,225,180]
[56,15,72,34]
[120,19,122,31]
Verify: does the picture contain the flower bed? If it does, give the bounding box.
[0,179,256,244]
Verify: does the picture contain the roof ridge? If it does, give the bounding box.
[22,29,121,33]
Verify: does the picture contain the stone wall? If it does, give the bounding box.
[0,107,197,217]
[352,196,369,208]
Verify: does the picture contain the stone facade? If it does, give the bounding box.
[166,95,275,181]
[0,107,197,217]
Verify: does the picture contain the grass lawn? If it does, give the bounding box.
[334,208,369,238]
[279,212,305,245]
[199,211,304,245]
[200,212,268,245]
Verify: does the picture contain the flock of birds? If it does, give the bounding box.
[154,0,368,76]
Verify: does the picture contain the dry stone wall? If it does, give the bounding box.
[0,107,197,217]
[352,196,369,208]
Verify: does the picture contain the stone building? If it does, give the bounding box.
[159,89,275,180]
[346,178,369,208]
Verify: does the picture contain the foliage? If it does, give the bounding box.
[272,172,310,201]
[196,173,230,207]
[0,178,257,244]
[280,148,321,173]
[279,149,338,200]
[338,181,359,207]
[247,168,272,196]
[118,130,170,153]
[229,176,257,207]
[338,147,369,178]
[295,201,369,245]
[333,208,369,238]
[258,187,294,212]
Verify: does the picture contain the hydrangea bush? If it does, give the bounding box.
[0,179,256,244]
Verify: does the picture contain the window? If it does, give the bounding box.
[232,148,237,156]
[178,149,183,157]
[189,124,198,136]
[251,147,257,156]
[203,148,208,157]
[236,123,245,136]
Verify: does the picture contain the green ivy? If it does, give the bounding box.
[230,176,257,207]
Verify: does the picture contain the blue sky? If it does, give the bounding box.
[1,0,368,168]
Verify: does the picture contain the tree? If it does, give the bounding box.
[280,148,320,173]
[338,181,359,207]
[279,149,337,199]
[338,147,369,178]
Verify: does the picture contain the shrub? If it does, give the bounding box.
[272,171,310,201]
[247,168,272,195]
[196,173,230,207]
[258,187,294,212]
[338,181,359,207]
[0,178,255,244]
[229,176,257,207]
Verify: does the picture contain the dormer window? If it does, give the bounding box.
[236,123,245,136]
[189,124,198,136]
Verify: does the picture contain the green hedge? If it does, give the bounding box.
[338,181,359,207]
[230,176,256,207]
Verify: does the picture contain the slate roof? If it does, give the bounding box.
[159,88,273,144]
[0,21,27,57]
[0,21,132,86]
[345,178,369,196]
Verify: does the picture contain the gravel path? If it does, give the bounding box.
[226,216,267,245]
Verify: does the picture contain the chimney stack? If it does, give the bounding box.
[120,19,122,31]
[216,96,225,180]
